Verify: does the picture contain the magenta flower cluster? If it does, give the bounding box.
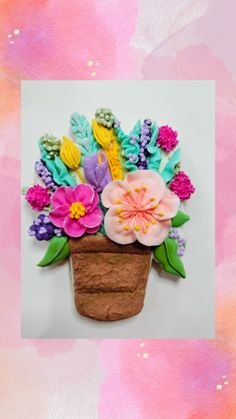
[169,171,195,201]
[156,125,178,152]
[26,184,51,211]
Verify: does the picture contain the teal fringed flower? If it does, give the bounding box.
[40,134,61,159]
[95,107,115,129]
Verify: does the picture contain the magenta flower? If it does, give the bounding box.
[25,184,51,211]
[156,125,178,152]
[49,184,103,237]
[169,171,195,201]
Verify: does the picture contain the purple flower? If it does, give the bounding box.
[128,154,137,163]
[35,160,58,192]
[28,214,64,241]
[84,151,112,193]
[114,119,120,129]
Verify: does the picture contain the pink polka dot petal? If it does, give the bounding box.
[104,207,136,245]
[101,180,129,207]
[155,190,180,220]
[125,170,166,202]
[135,219,171,246]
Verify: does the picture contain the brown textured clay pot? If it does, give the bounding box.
[69,235,152,321]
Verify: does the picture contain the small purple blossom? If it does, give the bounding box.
[178,238,186,246]
[35,160,58,192]
[28,214,64,241]
[114,119,120,129]
[128,154,137,163]
[177,248,185,257]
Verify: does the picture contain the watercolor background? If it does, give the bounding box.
[0,0,235,417]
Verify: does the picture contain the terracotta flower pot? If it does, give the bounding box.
[69,235,152,321]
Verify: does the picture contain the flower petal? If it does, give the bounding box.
[86,225,100,234]
[63,215,86,238]
[125,170,166,203]
[49,205,69,227]
[155,190,180,220]
[73,184,95,207]
[135,219,171,246]
[103,207,136,245]
[51,186,75,208]
[89,190,100,212]
[80,207,103,228]
[101,180,130,207]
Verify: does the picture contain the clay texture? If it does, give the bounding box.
[69,236,152,321]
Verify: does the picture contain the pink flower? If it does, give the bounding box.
[169,171,195,201]
[49,185,103,237]
[101,170,180,246]
[26,184,51,211]
[156,125,178,152]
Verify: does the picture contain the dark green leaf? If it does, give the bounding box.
[153,237,186,278]
[37,236,70,267]
[171,211,190,227]
[98,194,107,236]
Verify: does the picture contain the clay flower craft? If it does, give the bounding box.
[156,125,178,152]
[60,136,85,182]
[83,151,112,193]
[101,170,179,246]
[169,171,195,201]
[25,184,51,211]
[49,184,103,237]
[28,214,63,241]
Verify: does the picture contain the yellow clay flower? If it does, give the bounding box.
[92,120,123,180]
[60,136,84,182]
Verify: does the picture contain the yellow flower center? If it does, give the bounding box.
[69,201,86,219]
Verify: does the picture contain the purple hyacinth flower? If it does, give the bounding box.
[28,214,64,241]
[39,227,47,234]
[177,248,184,256]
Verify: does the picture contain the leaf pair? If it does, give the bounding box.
[171,211,190,227]
[153,211,190,278]
[153,238,186,278]
[38,236,70,267]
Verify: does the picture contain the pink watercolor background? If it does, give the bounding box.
[1,0,236,417]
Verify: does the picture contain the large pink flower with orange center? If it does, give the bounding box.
[101,170,180,246]
[49,184,103,237]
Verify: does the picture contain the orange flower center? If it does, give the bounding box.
[69,201,86,219]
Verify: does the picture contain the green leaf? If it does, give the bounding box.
[98,194,107,236]
[171,211,190,227]
[153,237,186,278]
[37,236,70,267]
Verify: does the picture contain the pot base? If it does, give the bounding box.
[70,236,152,321]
